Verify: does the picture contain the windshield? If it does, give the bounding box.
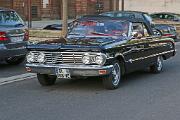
[68,20,130,38]
[0,11,24,27]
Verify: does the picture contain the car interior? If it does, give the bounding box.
[132,23,149,38]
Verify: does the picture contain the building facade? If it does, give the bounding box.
[0,0,119,20]
[0,0,42,20]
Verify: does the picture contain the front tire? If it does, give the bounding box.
[37,74,57,86]
[150,56,163,73]
[102,61,121,90]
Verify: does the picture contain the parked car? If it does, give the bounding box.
[100,11,153,27]
[26,16,175,90]
[43,24,62,30]
[151,12,180,22]
[101,11,178,41]
[43,22,72,30]
[154,24,179,41]
[0,7,28,64]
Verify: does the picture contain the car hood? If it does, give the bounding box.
[27,36,127,52]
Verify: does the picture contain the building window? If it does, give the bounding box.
[43,0,49,8]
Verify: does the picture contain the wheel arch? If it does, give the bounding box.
[162,55,167,60]
[115,55,126,75]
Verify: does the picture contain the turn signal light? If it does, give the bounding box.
[24,29,29,41]
[26,67,32,72]
[99,70,107,75]
[0,32,8,41]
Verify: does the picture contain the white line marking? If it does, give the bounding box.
[0,73,36,86]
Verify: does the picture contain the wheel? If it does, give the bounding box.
[150,56,163,73]
[6,56,25,65]
[102,60,121,90]
[37,74,57,86]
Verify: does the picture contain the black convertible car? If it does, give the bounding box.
[26,16,175,90]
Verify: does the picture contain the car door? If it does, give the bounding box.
[123,23,153,73]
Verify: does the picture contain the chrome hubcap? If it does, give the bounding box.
[112,63,121,86]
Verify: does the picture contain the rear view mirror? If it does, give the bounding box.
[153,29,162,37]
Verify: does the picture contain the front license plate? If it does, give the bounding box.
[56,68,71,79]
[11,36,24,43]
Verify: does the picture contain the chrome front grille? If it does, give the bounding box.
[32,51,83,64]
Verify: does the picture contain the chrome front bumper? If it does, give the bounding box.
[26,63,113,77]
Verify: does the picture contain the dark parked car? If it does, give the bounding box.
[154,24,179,41]
[43,22,72,30]
[43,24,62,30]
[26,16,175,90]
[0,8,28,64]
[100,11,153,26]
[151,12,180,22]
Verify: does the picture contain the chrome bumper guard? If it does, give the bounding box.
[26,64,113,77]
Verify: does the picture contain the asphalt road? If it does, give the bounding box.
[0,62,26,78]
[0,43,180,120]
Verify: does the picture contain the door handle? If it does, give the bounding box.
[131,46,138,51]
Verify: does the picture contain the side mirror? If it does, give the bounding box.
[153,29,162,37]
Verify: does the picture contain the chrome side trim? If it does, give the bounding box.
[127,50,175,63]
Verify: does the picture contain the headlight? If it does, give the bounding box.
[95,55,106,65]
[82,55,91,64]
[26,52,35,63]
[82,53,106,65]
[37,52,45,63]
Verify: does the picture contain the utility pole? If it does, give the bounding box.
[27,0,32,28]
[113,0,117,11]
[121,0,124,11]
[62,0,68,37]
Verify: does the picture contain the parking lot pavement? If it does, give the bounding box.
[176,41,180,45]
[0,62,26,78]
